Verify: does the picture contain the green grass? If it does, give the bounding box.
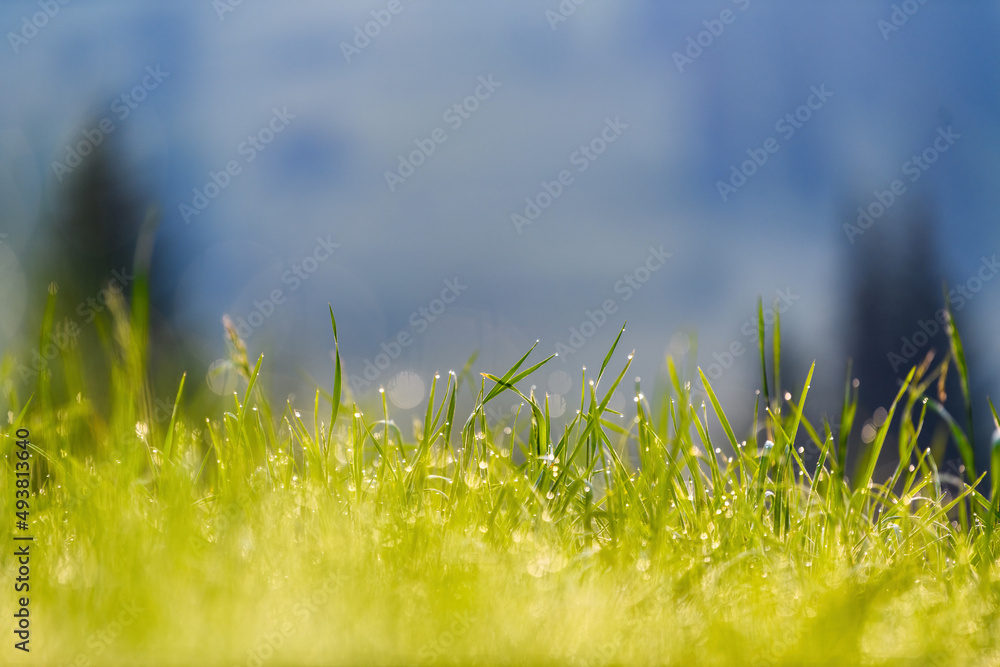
[4,290,1000,666]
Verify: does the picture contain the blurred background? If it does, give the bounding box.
[1,1,998,473]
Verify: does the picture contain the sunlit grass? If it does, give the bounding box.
[3,288,1000,666]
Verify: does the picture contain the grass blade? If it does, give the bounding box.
[757,297,771,433]
[944,291,974,467]
[698,368,738,451]
[328,305,343,438]
[856,367,915,493]
[161,372,186,462]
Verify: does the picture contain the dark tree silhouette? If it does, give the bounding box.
[841,192,972,485]
[28,116,208,419]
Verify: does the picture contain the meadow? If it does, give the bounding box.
[3,285,1000,666]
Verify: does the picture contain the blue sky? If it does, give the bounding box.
[1,0,999,418]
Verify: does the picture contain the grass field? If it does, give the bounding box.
[4,287,1000,666]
